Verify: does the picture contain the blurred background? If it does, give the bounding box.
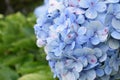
[0,0,55,80]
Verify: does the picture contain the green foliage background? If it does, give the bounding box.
[0,13,56,80]
[0,0,43,14]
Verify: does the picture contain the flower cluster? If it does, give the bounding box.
[34,0,120,80]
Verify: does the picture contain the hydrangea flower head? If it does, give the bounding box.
[34,0,120,80]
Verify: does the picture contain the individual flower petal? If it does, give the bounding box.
[97,28,109,42]
[54,48,63,56]
[74,62,83,72]
[96,69,104,77]
[116,13,120,19]
[85,8,97,19]
[91,35,100,45]
[94,48,103,58]
[67,0,79,7]
[73,8,85,15]
[78,56,88,67]
[86,70,96,80]
[101,75,110,80]
[104,66,112,75]
[55,61,64,73]
[105,0,119,3]
[87,55,97,64]
[108,39,119,49]
[84,63,99,70]
[99,53,107,62]
[104,14,113,26]
[36,39,46,47]
[111,31,120,40]
[112,18,120,30]
[78,0,89,8]
[95,2,107,12]
[62,72,76,80]
[78,27,87,35]
[79,73,86,80]
[113,61,119,71]
[76,15,85,24]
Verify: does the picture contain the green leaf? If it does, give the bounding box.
[18,73,53,80]
[0,65,19,80]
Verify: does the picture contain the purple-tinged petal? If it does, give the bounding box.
[97,28,109,42]
[87,55,97,64]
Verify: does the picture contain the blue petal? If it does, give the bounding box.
[104,66,112,75]
[37,31,48,39]
[78,27,87,35]
[111,31,120,40]
[73,71,79,79]
[94,48,103,58]
[95,2,107,12]
[76,15,85,24]
[84,63,99,70]
[54,13,66,25]
[79,73,86,80]
[113,61,119,71]
[54,48,62,56]
[71,41,75,50]
[101,75,110,80]
[68,12,76,23]
[104,14,113,26]
[78,0,89,8]
[108,39,119,49]
[74,62,83,72]
[96,69,104,77]
[99,53,107,62]
[79,56,88,67]
[62,72,76,80]
[67,0,79,7]
[105,0,119,3]
[86,70,96,80]
[34,5,47,18]
[97,28,109,42]
[116,13,120,19]
[96,2,107,12]
[112,18,120,30]
[76,36,87,44]
[91,35,100,45]
[85,8,97,19]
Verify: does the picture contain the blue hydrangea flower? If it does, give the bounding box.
[79,0,107,19]
[34,0,120,80]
